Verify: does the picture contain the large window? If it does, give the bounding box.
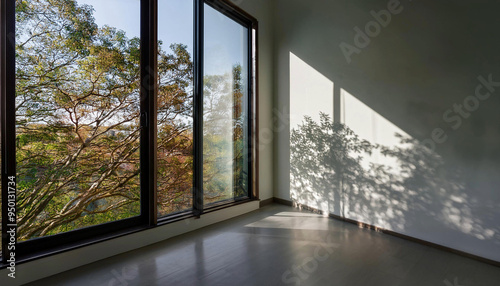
[203,3,250,205]
[1,0,256,263]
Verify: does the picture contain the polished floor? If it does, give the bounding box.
[29,204,500,286]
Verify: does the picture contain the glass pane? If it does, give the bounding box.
[203,4,249,205]
[15,0,141,241]
[157,0,194,217]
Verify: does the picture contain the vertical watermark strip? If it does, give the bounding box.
[6,176,17,279]
[3,0,18,279]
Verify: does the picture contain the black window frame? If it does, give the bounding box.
[0,0,258,266]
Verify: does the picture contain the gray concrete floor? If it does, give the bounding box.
[28,204,500,286]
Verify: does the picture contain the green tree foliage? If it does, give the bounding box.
[231,64,248,198]
[14,0,247,238]
[15,0,193,239]
[202,64,247,204]
[157,43,194,215]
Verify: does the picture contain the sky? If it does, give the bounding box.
[77,0,247,76]
[204,4,248,77]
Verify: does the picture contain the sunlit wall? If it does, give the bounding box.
[275,0,500,262]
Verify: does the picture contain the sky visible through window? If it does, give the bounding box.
[77,0,246,76]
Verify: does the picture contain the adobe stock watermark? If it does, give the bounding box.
[281,234,339,285]
[339,0,406,64]
[6,175,17,279]
[108,265,139,286]
[421,74,500,152]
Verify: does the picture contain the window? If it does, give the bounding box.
[15,0,141,242]
[157,0,194,217]
[1,0,257,264]
[203,3,250,205]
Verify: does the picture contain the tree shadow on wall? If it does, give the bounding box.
[290,112,499,243]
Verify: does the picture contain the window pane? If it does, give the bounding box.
[15,0,141,241]
[157,0,194,217]
[203,4,249,205]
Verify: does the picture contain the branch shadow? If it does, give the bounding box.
[290,112,499,247]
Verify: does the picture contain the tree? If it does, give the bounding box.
[157,43,194,215]
[15,0,194,239]
[202,64,248,203]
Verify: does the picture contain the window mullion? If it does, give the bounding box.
[193,0,204,217]
[140,0,158,226]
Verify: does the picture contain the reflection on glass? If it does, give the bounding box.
[203,4,249,205]
[15,0,141,241]
[157,0,194,216]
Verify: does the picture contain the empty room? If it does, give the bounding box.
[1,0,499,285]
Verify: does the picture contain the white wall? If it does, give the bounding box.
[273,0,500,262]
[236,0,274,201]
